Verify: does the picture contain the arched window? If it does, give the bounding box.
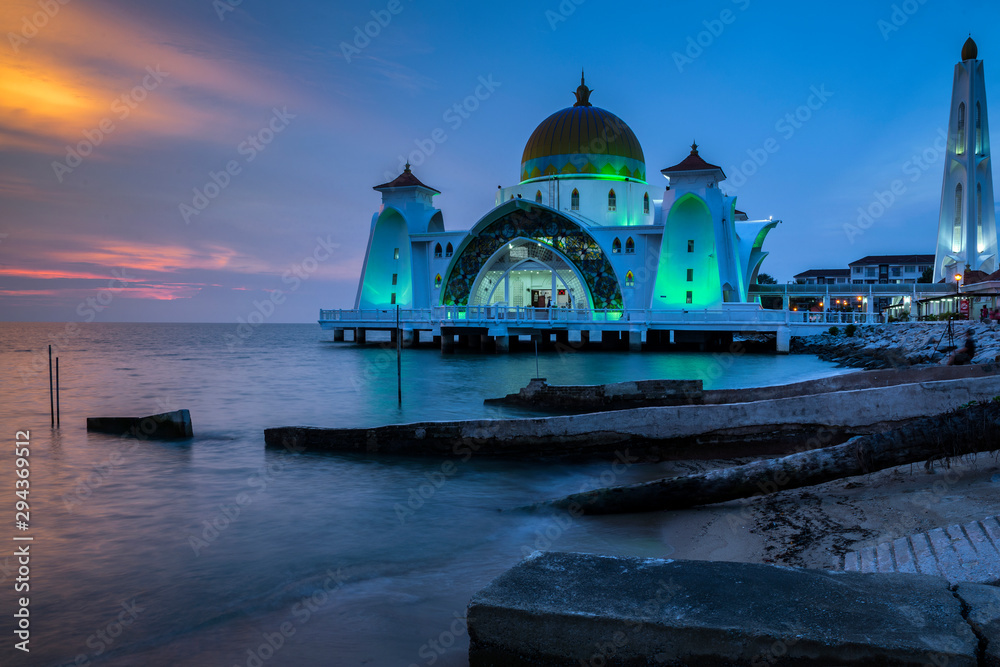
[434,274,442,288]
[625,237,635,254]
[957,103,966,154]
[571,189,579,211]
[953,183,964,252]
[608,189,617,212]
[625,271,634,287]
[612,237,622,254]
[977,102,983,155]
[535,190,542,203]
[445,242,453,257]
[434,243,442,258]
[643,192,650,214]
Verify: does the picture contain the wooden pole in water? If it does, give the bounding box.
[48,345,54,427]
[55,357,61,428]
[396,305,402,406]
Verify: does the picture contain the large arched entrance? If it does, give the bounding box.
[468,238,592,309]
[441,200,623,310]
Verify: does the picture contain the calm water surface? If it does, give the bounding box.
[0,323,851,666]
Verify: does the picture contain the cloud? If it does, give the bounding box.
[0,0,305,157]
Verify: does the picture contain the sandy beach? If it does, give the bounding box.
[645,453,1000,571]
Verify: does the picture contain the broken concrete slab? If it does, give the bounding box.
[468,551,977,666]
[266,374,1000,460]
[955,583,1000,666]
[87,409,192,440]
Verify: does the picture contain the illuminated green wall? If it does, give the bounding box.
[358,208,412,308]
[652,194,722,309]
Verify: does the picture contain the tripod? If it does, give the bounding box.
[936,315,957,352]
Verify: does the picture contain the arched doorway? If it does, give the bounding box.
[441,200,624,310]
[468,238,592,309]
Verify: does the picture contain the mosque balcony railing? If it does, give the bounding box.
[320,306,884,327]
[319,308,434,323]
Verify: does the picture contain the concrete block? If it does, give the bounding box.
[954,583,1000,666]
[87,409,192,440]
[468,551,976,666]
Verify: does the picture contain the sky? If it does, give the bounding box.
[0,0,996,322]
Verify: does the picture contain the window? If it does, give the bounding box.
[445,242,453,257]
[865,267,877,277]
[535,190,542,204]
[612,238,622,254]
[434,274,442,289]
[571,189,579,211]
[686,268,694,282]
[687,239,694,253]
[393,248,400,260]
[957,103,966,154]
[978,184,983,250]
[643,193,650,214]
[904,265,916,273]
[608,189,616,212]
[390,293,396,304]
[918,265,930,273]
[954,183,963,252]
[434,243,442,258]
[852,266,862,274]
[890,267,901,277]
[625,271,634,287]
[391,273,398,285]
[685,291,693,304]
[625,237,635,254]
[977,102,983,155]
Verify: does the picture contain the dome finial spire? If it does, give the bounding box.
[962,35,978,61]
[573,71,593,107]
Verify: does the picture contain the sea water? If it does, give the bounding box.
[0,323,851,666]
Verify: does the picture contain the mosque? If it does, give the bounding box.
[337,74,782,351]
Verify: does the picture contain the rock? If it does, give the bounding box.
[954,583,1000,666]
[468,552,978,666]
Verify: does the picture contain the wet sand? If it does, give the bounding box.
[644,454,1000,570]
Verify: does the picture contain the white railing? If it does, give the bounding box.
[319,307,884,327]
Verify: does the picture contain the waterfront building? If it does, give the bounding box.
[848,255,934,285]
[933,37,999,282]
[341,74,785,350]
[793,269,850,286]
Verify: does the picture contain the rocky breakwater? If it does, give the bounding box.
[792,321,1000,369]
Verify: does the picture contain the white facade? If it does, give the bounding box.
[934,37,999,282]
[353,77,781,318]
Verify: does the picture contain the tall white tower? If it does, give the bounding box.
[934,37,998,282]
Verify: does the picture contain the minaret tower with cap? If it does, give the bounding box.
[934,36,998,281]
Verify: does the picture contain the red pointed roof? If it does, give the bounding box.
[373,164,440,193]
[661,142,725,175]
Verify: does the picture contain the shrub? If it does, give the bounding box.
[844,324,857,337]
[828,326,840,336]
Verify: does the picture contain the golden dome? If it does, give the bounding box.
[520,74,645,183]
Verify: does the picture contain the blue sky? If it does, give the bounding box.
[0,0,995,321]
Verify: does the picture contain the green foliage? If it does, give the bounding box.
[828,326,840,336]
[918,267,933,283]
[844,324,857,337]
[756,273,778,285]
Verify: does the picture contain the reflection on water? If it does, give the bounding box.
[0,323,851,666]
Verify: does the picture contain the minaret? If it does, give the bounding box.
[934,37,998,281]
